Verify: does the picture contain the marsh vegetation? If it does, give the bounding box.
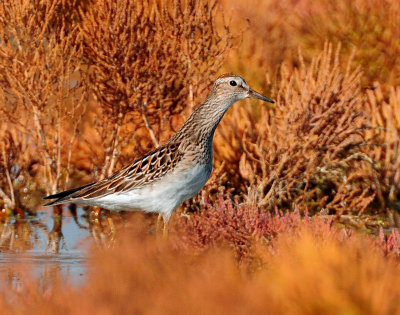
[0,0,399,313]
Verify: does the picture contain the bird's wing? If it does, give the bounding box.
[43,141,183,205]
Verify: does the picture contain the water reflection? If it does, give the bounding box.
[46,205,65,253]
[0,214,42,252]
[0,205,113,288]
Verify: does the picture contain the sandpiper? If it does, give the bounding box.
[44,74,274,231]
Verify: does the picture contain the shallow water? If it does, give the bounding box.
[0,207,93,289]
[0,206,396,291]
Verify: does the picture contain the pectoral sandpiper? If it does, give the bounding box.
[44,74,274,232]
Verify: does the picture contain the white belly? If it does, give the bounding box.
[87,164,211,221]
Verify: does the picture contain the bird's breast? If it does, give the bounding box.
[164,162,212,201]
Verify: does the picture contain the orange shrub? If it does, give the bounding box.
[79,0,233,179]
[366,83,400,222]
[0,0,88,197]
[214,44,377,215]
[2,212,399,313]
[0,129,41,212]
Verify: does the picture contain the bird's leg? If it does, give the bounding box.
[156,213,163,234]
[162,221,168,238]
[107,216,116,243]
[90,206,102,221]
[162,214,170,239]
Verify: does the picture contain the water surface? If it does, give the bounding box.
[0,207,93,289]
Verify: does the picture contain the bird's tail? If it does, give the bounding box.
[43,183,95,206]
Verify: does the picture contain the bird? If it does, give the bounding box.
[44,74,274,234]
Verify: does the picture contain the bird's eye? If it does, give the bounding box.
[229,80,237,86]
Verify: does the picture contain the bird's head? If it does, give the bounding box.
[212,73,274,104]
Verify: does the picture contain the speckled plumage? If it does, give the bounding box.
[44,74,274,223]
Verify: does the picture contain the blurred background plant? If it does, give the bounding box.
[2,213,400,313]
[222,0,400,88]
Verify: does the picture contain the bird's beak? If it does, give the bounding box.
[248,88,275,103]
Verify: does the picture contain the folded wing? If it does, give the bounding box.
[43,142,182,206]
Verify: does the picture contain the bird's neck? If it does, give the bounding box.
[171,93,235,144]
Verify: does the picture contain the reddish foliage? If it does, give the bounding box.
[175,197,400,263]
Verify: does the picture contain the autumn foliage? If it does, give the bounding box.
[0,0,399,312]
[1,213,400,313]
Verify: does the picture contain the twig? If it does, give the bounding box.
[1,142,15,208]
[141,103,158,147]
[32,105,55,193]
[107,122,122,178]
